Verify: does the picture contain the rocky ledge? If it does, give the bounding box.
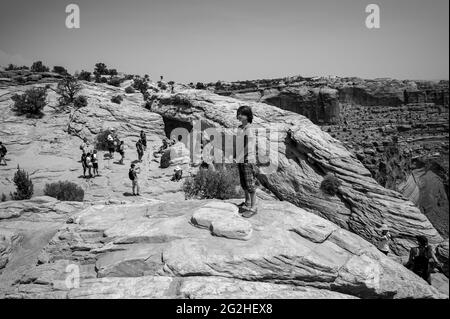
[1,198,446,299]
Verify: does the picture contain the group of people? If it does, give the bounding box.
[79,138,99,178]
[377,225,444,284]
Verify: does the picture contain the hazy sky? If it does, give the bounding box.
[0,0,448,82]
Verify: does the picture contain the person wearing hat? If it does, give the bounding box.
[377,224,391,256]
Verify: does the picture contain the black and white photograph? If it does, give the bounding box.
[0,0,449,310]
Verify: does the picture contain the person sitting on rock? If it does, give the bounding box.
[171,166,183,182]
[377,224,392,256]
[235,105,258,218]
[140,130,147,151]
[136,139,144,162]
[0,141,7,166]
[129,163,141,196]
[92,149,99,176]
[118,141,125,165]
[406,235,443,284]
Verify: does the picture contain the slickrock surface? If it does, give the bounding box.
[1,199,445,299]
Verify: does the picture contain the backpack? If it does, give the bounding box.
[128,169,136,181]
[85,156,92,167]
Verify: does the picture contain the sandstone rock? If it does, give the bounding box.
[160,141,190,168]
[148,89,443,255]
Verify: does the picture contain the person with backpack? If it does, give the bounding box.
[406,235,443,284]
[0,141,7,166]
[85,152,93,178]
[140,130,147,151]
[118,141,125,165]
[136,139,144,162]
[92,150,99,176]
[129,163,141,196]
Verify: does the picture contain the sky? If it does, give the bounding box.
[0,0,448,83]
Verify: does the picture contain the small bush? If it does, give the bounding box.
[107,77,122,87]
[74,95,88,108]
[111,95,123,104]
[320,174,342,196]
[30,61,49,73]
[1,193,7,202]
[196,82,206,90]
[44,181,84,202]
[11,87,47,118]
[125,86,135,94]
[183,164,243,200]
[52,66,68,75]
[133,78,149,94]
[95,129,118,151]
[78,70,91,81]
[11,166,33,200]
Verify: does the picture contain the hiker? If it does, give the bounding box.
[136,139,144,162]
[80,137,89,155]
[377,224,392,255]
[107,130,116,158]
[140,130,147,151]
[118,141,125,164]
[92,150,99,176]
[129,163,141,196]
[81,153,87,177]
[171,166,183,182]
[405,235,443,284]
[236,105,257,218]
[85,152,93,178]
[0,142,7,166]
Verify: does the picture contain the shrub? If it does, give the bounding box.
[11,87,47,118]
[133,78,149,94]
[320,174,342,196]
[95,129,117,151]
[158,82,167,90]
[30,61,49,73]
[108,69,118,77]
[1,193,7,202]
[78,70,91,81]
[74,95,88,108]
[111,95,123,104]
[125,86,135,94]
[107,77,122,87]
[11,166,33,200]
[183,164,243,200]
[44,181,84,202]
[94,62,108,76]
[196,82,206,90]
[52,66,68,75]
[56,76,82,105]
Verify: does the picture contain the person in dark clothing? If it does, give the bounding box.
[0,142,7,166]
[406,235,443,284]
[136,140,144,162]
[140,130,147,151]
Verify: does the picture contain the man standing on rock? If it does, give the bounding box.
[129,163,141,196]
[236,105,258,218]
